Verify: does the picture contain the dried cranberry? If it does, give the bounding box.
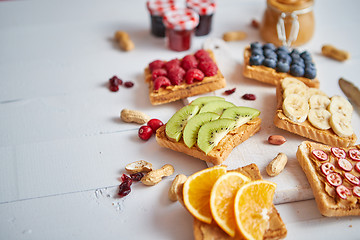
[198,61,218,77]
[185,68,205,84]
[167,67,186,85]
[147,118,164,132]
[181,55,198,71]
[121,173,133,185]
[165,59,181,71]
[118,181,131,197]
[149,60,165,72]
[109,76,122,86]
[154,76,171,90]
[138,126,153,141]
[194,49,212,62]
[130,172,144,182]
[152,68,167,81]
[124,81,134,88]
[242,93,256,100]
[109,85,119,92]
[224,88,236,95]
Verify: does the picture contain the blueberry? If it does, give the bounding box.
[264,49,277,60]
[290,64,305,77]
[291,58,305,68]
[305,62,315,69]
[304,67,317,79]
[251,42,262,50]
[263,43,276,51]
[263,58,277,69]
[277,52,291,63]
[276,59,290,73]
[300,51,312,62]
[251,47,263,56]
[276,46,289,54]
[249,54,264,66]
[291,49,300,55]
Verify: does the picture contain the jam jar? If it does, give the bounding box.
[260,0,315,47]
[146,0,178,37]
[186,0,216,36]
[163,8,199,51]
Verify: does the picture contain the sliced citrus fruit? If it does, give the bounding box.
[210,171,251,237]
[183,166,227,224]
[234,180,276,240]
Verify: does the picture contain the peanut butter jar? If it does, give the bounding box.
[260,0,315,47]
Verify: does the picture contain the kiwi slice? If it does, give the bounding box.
[199,100,236,115]
[221,106,260,128]
[197,118,236,155]
[183,112,220,148]
[190,96,225,107]
[165,105,200,142]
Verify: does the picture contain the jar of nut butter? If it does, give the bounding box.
[260,0,315,47]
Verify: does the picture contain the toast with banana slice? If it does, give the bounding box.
[274,78,357,147]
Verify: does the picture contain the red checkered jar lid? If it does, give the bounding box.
[163,8,199,31]
[146,0,178,16]
[186,0,216,15]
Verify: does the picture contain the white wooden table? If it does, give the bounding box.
[1,0,359,239]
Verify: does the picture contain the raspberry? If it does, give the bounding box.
[181,55,198,71]
[165,59,181,71]
[194,49,212,62]
[152,68,167,80]
[198,61,218,77]
[185,69,205,84]
[167,67,185,85]
[149,60,165,72]
[153,76,171,90]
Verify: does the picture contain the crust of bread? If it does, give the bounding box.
[296,141,360,217]
[176,163,287,240]
[243,46,320,88]
[274,84,357,147]
[145,50,226,105]
[155,117,261,165]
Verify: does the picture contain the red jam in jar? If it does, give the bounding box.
[186,0,216,36]
[163,8,199,51]
[146,0,178,37]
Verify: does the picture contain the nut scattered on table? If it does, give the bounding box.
[321,44,350,62]
[141,164,175,186]
[268,135,287,145]
[125,160,153,173]
[266,152,288,177]
[121,109,151,124]
[222,31,247,42]
[168,174,187,202]
[114,31,135,51]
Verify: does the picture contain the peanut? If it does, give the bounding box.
[268,135,287,145]
[222,31,247,42]
[141,164,175,186]
[168,174,187,202]
[114,31,135,51]
[121,109,151,124]
[321,44,350,62]
[125,160,153,173]
[266,153,288,177]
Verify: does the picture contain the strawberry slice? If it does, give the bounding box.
[353,186,360,197]
[344,172,360,186]
[312,149,328,161]
[326,172,342,187]
[321,162,335,176]
[337,158,353,172]
[331,147,346,158]
[349,149,360,161]
[336,185,351,199]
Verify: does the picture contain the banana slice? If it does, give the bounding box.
[307,88,328,98]
[309,94,331,109]
[283,94,309,123]
[329,113,354,137]
[308,108,331,130]
[283,84,308,99]
[281,77,307,90]
[327,95,353,120]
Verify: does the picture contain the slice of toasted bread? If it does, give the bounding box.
[243,46,320,88]
[155,117,261,165]
[145,50,226,105]
[274,84,357,147]
[175,163,287,240]
[297,141,360,217]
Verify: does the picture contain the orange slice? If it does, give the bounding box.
[183,166,227,224]
[234,180,276,240]
[210,171,251,237]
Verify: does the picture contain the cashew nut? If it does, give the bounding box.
[114,31,135,51]
[168,174,187,202]
[141,164,175,186]
[121,109,151,124]
[125,160,153,174]
[266,153,288,177]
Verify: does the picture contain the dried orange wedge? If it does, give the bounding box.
[183,166,227,224]
[234,180,276,240]
[210,171,251,237]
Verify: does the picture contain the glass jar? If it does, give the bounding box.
[260,0,315,47]
[163,9,199,51]
[186,0,216,36]
[146,0,178,37]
